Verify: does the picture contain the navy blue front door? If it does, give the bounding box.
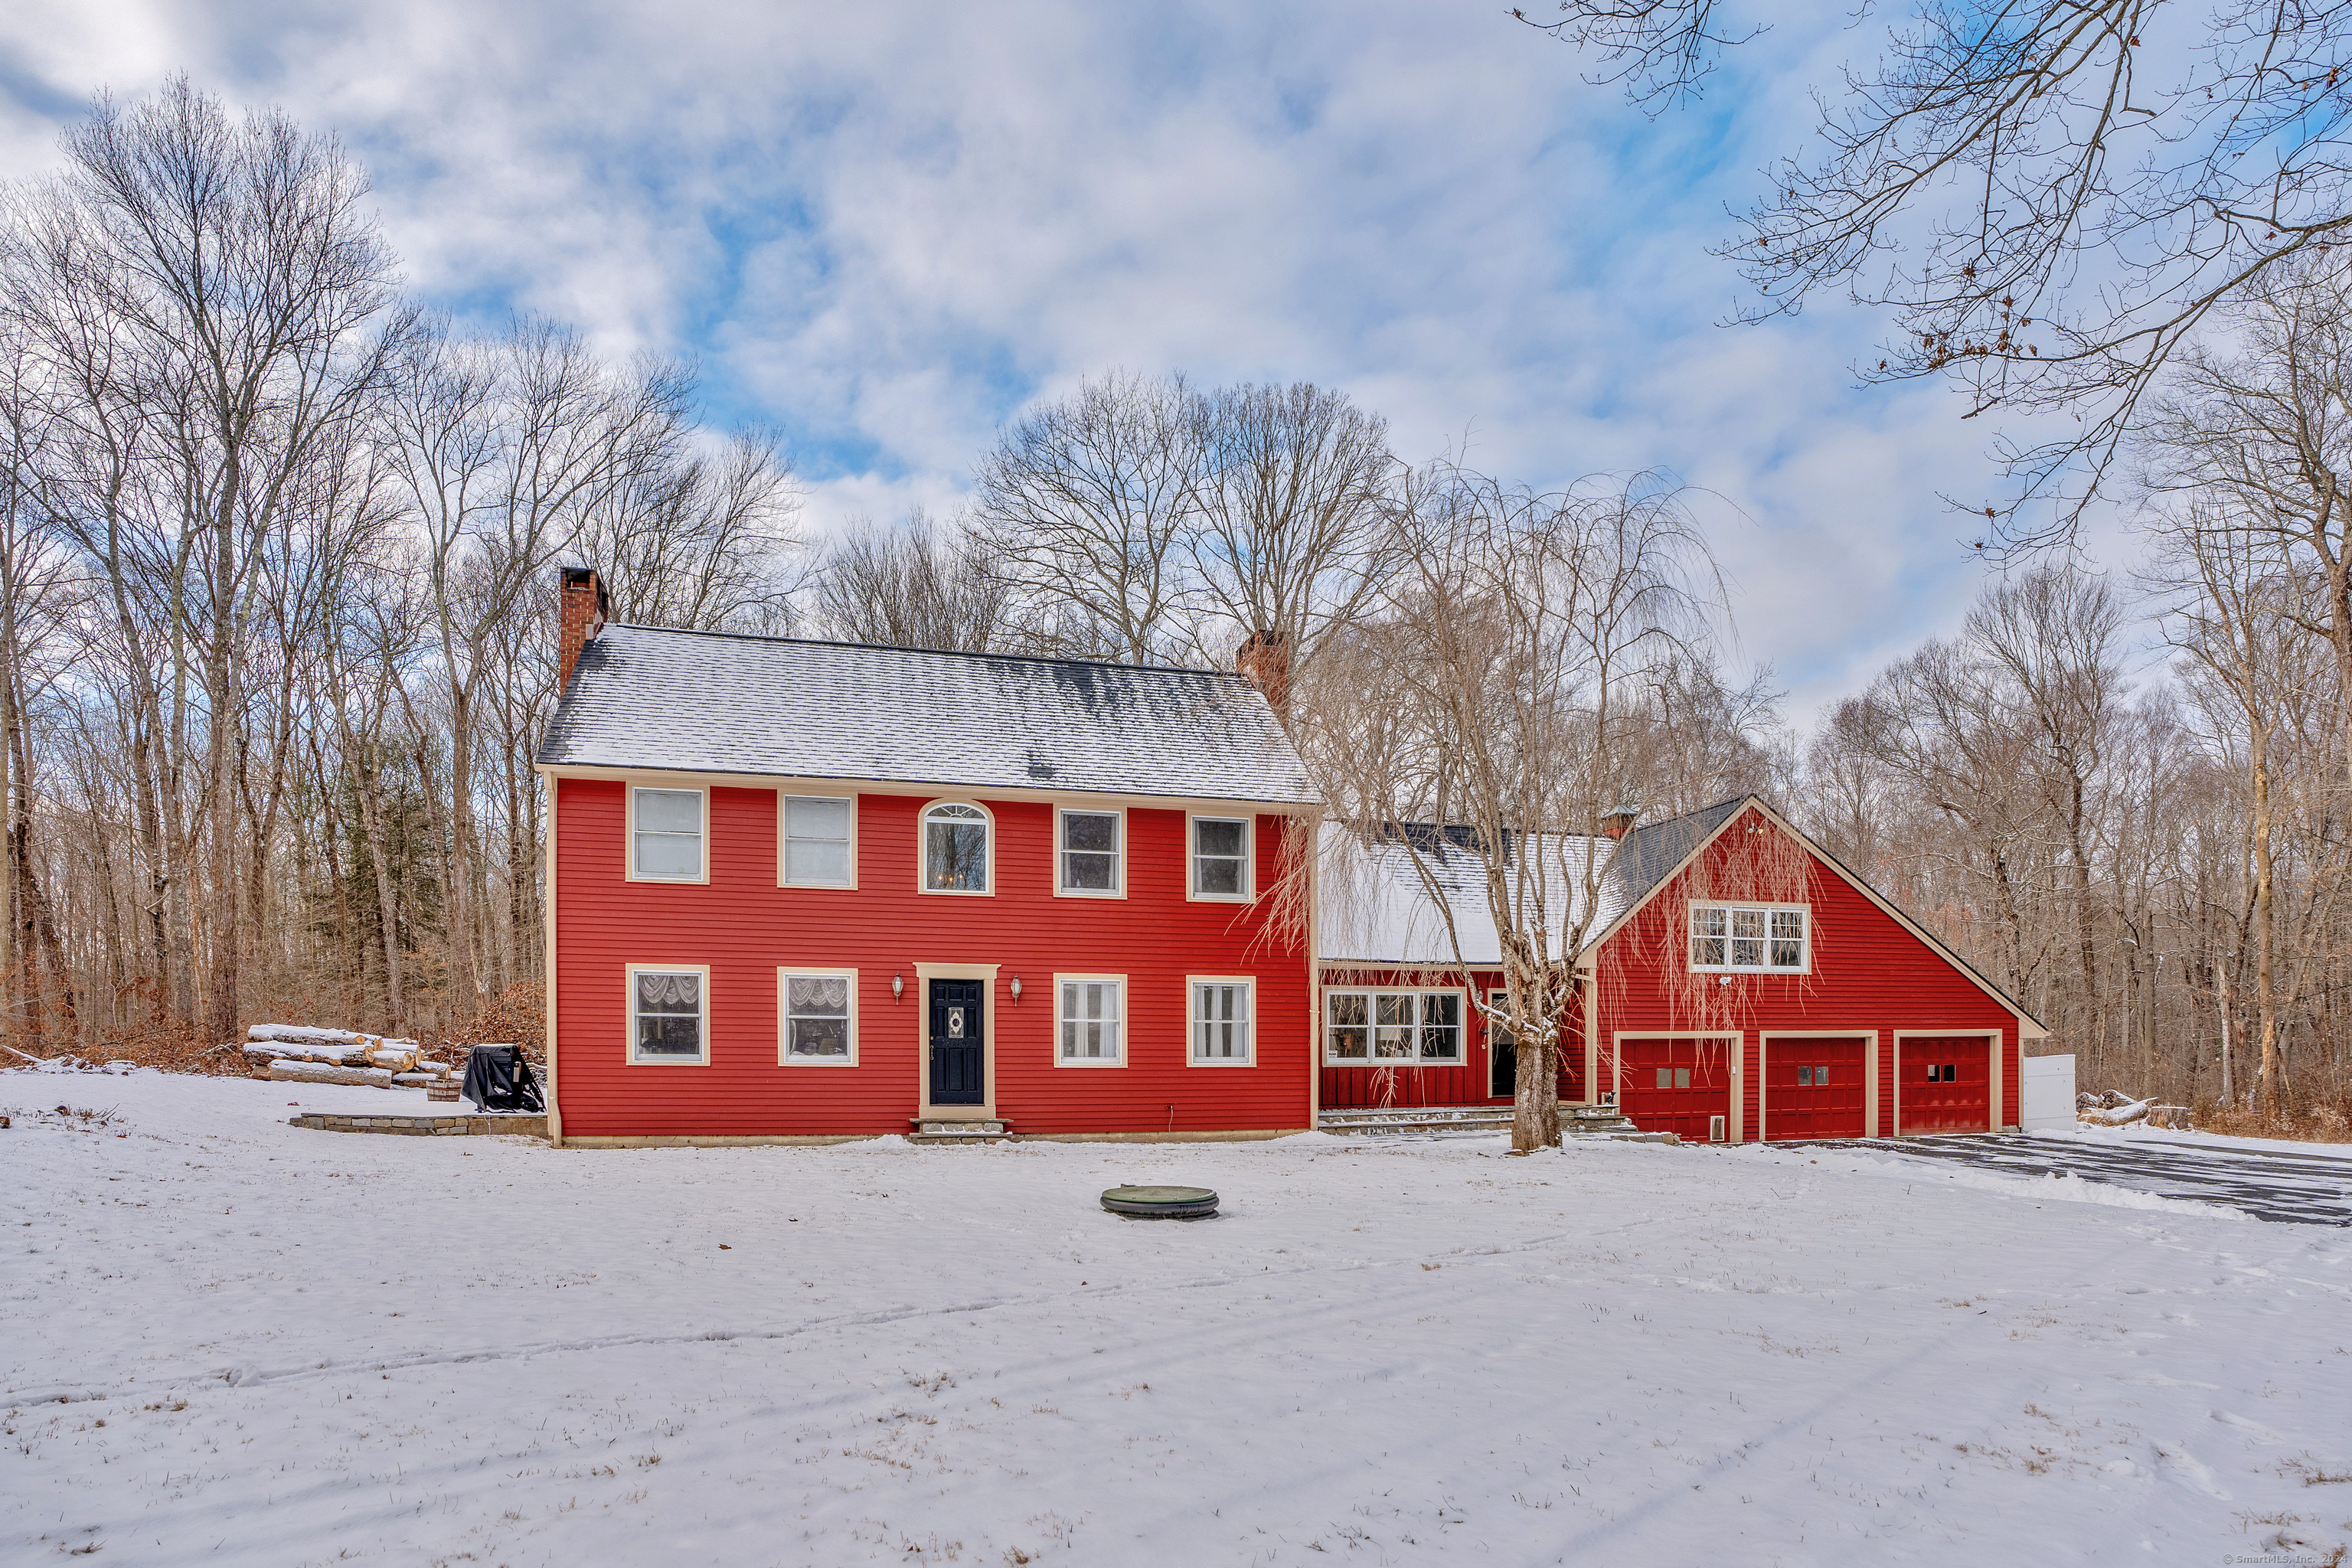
[929,980,985,1105]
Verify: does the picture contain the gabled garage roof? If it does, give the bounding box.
[1317,794,2046,1034]
[538,625,1316,806]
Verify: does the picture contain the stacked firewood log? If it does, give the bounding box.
[240,1024,449,1089]
[2077,1089,2194,1129]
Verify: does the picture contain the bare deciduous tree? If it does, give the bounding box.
[812,508,1016,652]
[1176,381,1393,684]
[972,371,1195,663]
[1527,2,2352,537]
[1301,465,1726,1151]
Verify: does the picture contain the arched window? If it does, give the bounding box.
[922,802,991,893]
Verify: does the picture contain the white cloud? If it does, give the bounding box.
[0,0,2109,722]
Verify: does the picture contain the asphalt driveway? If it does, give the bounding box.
[1804,1131,2352,1226]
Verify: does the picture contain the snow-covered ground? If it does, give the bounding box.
[5,1071,2348,1566]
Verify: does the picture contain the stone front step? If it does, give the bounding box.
[908,1118,1010,1145]
[1318,1105,1512,1137]
[1562,1106,1679,1144]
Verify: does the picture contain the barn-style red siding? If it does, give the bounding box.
[1315,966,1589,1110]
[1597,806,2021,1140]
[552,780,1312,1138]
[1324,806,2025,1134]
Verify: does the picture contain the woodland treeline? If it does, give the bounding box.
[2,84,2348,1126]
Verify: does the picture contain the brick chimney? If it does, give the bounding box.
[1600,804,1638,841]
[1236,628,1289,715]
[557,567,607,694]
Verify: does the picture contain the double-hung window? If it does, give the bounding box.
[632,787,705,880]
[629,966,707,1064]
[779,970,856,1063]
[782,795,853,887]
[1190,978,1253,1065]
[1324,989,1462,1063]
[1057,977,1125,1066]
[1057,808,1122,895]
[1191,815,1252,900]
[1689,903,1808,972]
[922,802,991,893]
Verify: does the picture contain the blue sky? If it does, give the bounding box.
[0,0,2109,721]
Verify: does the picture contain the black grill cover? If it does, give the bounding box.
[461,1044,544,1112]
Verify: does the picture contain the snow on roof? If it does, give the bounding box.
[1316,821,1615,967]
[1315,797,1754,968]
[537,625,1316,805]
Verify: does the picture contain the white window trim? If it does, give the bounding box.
[777,966,859,1067]
[1053,972,1129,1068]
[626,784,709,884]
[1187,974,1256,1067]
[626,962,711,1067]
[778,790,858,890]
[1321,986,1469,1066]
[1187,812,1255,903]
[1054,805,1126,899]
[917,798,995,897]
[1687,901,1811,975]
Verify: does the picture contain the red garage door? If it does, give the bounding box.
[1618,1037,1734,1142]
[1902,1036,1992,1133]
[1762,1037,1867,1141]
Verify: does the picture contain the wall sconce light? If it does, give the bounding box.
[1009,975,1024,1005]
[892,973,905,1004]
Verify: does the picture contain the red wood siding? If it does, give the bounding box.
[1616,1036,1733,1142]
[552,781,1311,1138]
[1896,1034,1996,1134]
[1315,967,1586,1109]
[1757,1037,1867,1141]
[1596,805,2023,1142]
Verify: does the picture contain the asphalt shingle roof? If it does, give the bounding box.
[537,625,1316,805]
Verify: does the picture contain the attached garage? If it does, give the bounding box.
[1759,1036,1868,1141]
[1616,1035,1736,1142]
[1899,1034,1994,1133]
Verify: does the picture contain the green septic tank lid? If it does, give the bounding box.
[1100,1184,1218,1218]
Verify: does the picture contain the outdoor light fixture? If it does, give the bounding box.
[1010,975,1024,1005]
[892,973,904,1004]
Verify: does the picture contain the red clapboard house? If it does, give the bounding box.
[535,570,1321,1146]
[1315,796,2048,1141]
[539,568,2042,1147]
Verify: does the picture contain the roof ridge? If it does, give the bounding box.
[600,622,1248,683]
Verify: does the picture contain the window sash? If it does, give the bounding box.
[632,789,704,879]
[1059,979,1125,1063]
[1487,988,1517,1049]
[923,806,990,891]
[1325,990,1464,1063]
[782,972,853,1060]
[1191,981,1253,1062]
[1690,904,1806,971]
[1191,817,1249,897]
[1059,810,1121,893]
[631,969,705,1062]
[782,796,852,887]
